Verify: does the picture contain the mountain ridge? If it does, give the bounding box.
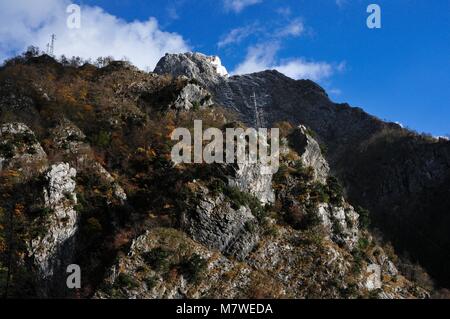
[155,52,450,288]
[0,50,447,298]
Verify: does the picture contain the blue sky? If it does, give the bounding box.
[0,0,449,135]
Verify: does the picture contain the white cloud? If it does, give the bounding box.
[166,0,187,21]
[328,88,342,95]
[218,23,260,48]
[336,61,346,72]
[224,0,262,13]
[275,60,333,81]
[276,7,292,17]
[218,18,304,48]
[167,7,180,20]
[233,43,278,75]
[233,43,340,81]
[0,0,190,70]
[336,0,347,8]
[275,19,304,37]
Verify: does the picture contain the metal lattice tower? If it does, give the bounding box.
[46,34,56,56]
[49,34,56,56]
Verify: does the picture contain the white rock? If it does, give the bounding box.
[297,125,330,183]
[228,161,275,205]
[365,264,382,290]
[208,55,228,77]
[171,83,214,110]
[29,163,78,283]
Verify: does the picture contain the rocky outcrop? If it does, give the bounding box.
[28,163,78,295]
[170,82,214,110]
[0,122,48,178]
[95,228,256,299]
[365,264,382,290]
[317,203,359,250]
[289,125,330,183]
[228,162,275,205]
[276,124,359,249]
[155,53,228,86]
[95,222,427,299]
[49,118,88,156]
[49,119,127,205]
[181,185,259,260]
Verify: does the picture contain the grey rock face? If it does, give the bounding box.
[153,53,392,155]
[28,163,78,295]
[171,83,213,110]
[50,118,87,152]
[317,203,359,250]
[50,119,127,205]
[290,125,330,183]
[228,162,275,205]
[155,52,228,86]
[93,162,127,203]
[182,185,259,260]
[365,264,382,290]
[95,228,256,299]
[0,122,48,178]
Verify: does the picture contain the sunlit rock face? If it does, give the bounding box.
[181,184,260,260]
[289,125,330,184]
[228,161,275,205]
[154,52,228,86]
[154,52,450,289]
[29,163,78,296]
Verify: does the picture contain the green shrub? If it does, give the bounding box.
[311,183,330,204]
[326,176,344,205]
[41,207,53,216]
[357,236,370,251]
[304,205,322,228]
[115,273,139,289]
[332,220,344,235]
[273,164,288,184]
[0,143,14,159]
[91,130,111,148]
[192,101,201,111]
[179,254,207,283]
[319,143,328,155]
[305,127,316,138]
[209,178,226,195]
[143,247,171,272]
[223,186,266,221]
[144,276,158,289]
[86,217,103,235]
[356,206,371,229]
[15,133,36,145]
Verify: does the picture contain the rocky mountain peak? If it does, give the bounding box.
[154,52,228,85]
